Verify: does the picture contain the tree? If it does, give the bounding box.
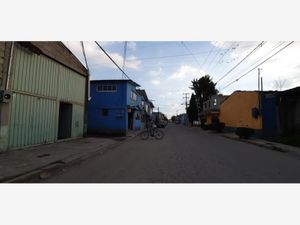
[187,94,198,123]
[190,75,218,113]
[273,77,287,91]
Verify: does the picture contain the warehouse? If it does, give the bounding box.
[0,42,88,152]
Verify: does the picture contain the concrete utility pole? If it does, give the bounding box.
[183,93,190,113]
[258,68,262,91]
[122,41,127,79]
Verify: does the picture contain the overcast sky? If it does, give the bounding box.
[65,41,300,118]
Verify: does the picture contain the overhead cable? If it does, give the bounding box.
[220,41,294,91]
[215,41,265,84]
[94,41,131,80]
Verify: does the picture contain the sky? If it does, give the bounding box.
[65,41,300,118]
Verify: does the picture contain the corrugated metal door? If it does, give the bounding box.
[8,93,57,148]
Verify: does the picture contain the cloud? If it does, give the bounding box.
[127,42,137,51]
[151,79,161,85]
[211,41,237,49]
[148,67,163,77]
[64,41,141,70]
[211,41,225,48]
[169,65,205,80]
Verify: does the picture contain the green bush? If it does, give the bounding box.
[235,127,254,139]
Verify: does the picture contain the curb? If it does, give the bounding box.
[220,134,299,155]
[4,132,141,183]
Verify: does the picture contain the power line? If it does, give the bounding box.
[204,46,223,72]
[218,41,285,88]
[125,44,256,62]
[215,41,265,84]
[181,41,202,67]
[220,41,294,91]
[199,44,216,71]
[94,41,131,80]
[209,42,238,74]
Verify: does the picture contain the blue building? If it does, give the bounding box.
[88,79,142,135]
[136,89,155,128]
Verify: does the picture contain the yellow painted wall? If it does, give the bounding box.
[205,113,219,125]
[219,91,262,129]
[205,114,212,125]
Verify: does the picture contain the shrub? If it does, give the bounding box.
[235,127,254,139]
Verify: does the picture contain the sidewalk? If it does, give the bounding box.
[220,132,300,157]
[0,131,141,183]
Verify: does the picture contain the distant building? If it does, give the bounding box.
[202,94,228,125]
[204,88,300,138]
[88,79,142,135]
[0,42,88,152]
[136,89,154,129]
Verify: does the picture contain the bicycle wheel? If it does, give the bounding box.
[154,129,164,140]
[140,131,149,140]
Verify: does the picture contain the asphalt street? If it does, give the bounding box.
[44,124,300,183]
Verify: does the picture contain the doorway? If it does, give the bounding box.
[58,102,73,139]
[128,111,133,130]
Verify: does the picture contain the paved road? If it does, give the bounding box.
[44,124,300,183]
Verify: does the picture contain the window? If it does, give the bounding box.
[97,84,117,92]
[135,112,141,120]
[101,109,108,116]
[131,91,137,101]
[213,98,217,106]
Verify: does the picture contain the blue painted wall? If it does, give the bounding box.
[133,111,141,130]
[88,80,142,135]
[88,81,128,135]
[261,93,279,137]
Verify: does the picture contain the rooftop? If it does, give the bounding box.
[91,79,140,87]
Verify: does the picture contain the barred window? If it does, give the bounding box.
[97,84,117,92]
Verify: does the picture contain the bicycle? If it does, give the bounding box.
[140,126,164,140]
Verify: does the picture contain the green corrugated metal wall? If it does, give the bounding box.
[7,45,86,150]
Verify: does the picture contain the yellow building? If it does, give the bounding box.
[219,91,262,130]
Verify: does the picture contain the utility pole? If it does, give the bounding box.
[183,93,190,126]
[258,68,262,91]
[183,93,189,113]
[80,41,90,137]
[261,77,263,91]
[122,41,127,79]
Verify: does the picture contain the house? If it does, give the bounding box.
[0,42,88,152]
[136,89,155,129]
[88,79,142,135]
[217,91,263,134]
[202,94,228,126]
[276,87,300,136]
[216,88,300,138]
